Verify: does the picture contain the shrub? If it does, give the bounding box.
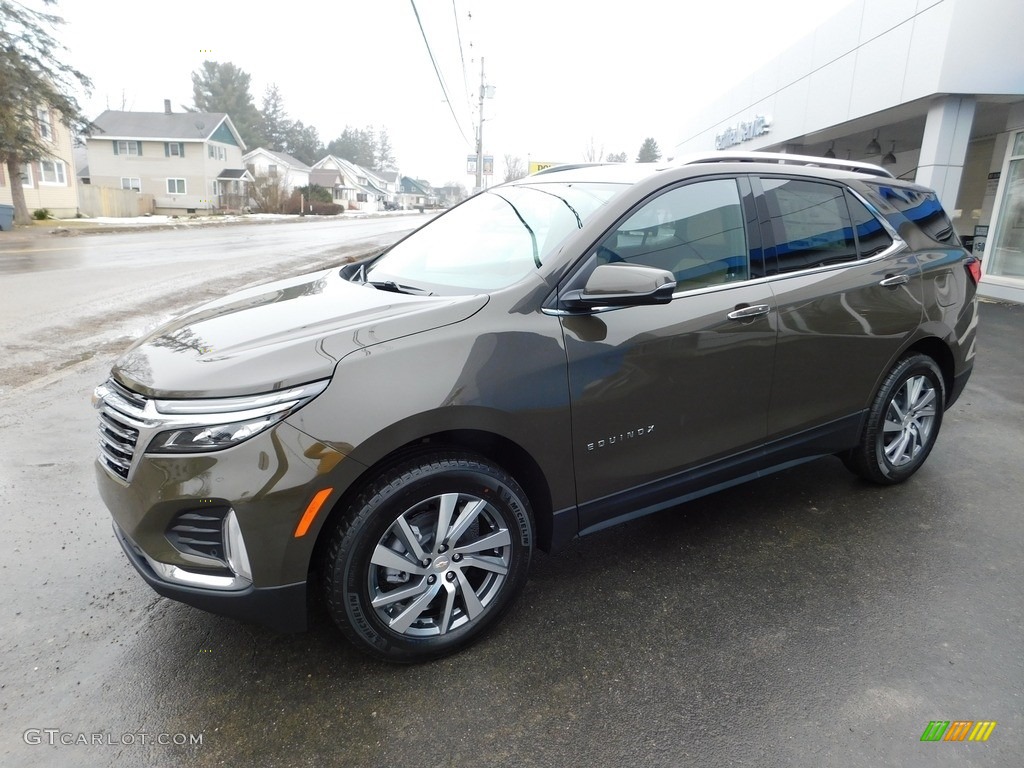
[32,208,51,220]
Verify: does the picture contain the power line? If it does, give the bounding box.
[452,0,472,116]
[409,0,471,145]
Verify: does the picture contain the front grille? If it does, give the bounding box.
[95,380,149,481]
[166,506,230,563]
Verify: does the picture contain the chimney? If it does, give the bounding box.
[164,99,172,114]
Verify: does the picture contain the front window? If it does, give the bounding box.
[39,160,66,185]
[366,181,623,292]
[596,178,752,290]
[167,178,186,194]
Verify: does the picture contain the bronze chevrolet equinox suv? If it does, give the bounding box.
[94,152,979,661]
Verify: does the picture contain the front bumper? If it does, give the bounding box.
[114,522,307,632]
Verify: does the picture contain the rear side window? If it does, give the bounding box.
[846,191,893,257]
[761,178,858,273]
[862,184,959,245]
[761,178,895,274]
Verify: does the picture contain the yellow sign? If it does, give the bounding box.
[529,161,565,175]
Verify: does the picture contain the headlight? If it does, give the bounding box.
[145,379,329,454]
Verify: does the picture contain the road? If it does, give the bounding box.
[0,221,1020,767]
[0,215,426,395]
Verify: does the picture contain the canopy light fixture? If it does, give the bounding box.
[866,131,882,155]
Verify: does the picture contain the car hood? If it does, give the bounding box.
[112,268,488,398]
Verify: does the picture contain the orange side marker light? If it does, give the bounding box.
[294,488,333,537]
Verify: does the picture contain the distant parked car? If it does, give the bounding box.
[94,152,978,662]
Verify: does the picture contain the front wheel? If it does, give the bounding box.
[322,453,534,662]
[843,353,945,485]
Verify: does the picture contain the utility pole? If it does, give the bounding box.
[475,57,486,193]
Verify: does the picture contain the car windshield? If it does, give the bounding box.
[365,182,624,293]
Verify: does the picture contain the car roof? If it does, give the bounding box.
[511,151,896,188]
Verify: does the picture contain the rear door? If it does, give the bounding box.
[756,175,924,445]
[558,176,777,530]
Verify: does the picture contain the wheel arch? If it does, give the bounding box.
[309,428,557,583]
[902,336,955,407]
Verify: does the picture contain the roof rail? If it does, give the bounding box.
[677,150,895,179]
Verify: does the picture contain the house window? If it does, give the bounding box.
[37,108,53,140]
[20,164,33,186]
[39,160,66,185]
[121,177,141,191]
[116,140,140,156]
[167,178,186,194]
[268,164,278,177]
[357,193,368,202]
[168,142,183,157]
[208,145,225,161]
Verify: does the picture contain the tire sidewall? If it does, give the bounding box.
[331,457,533,661]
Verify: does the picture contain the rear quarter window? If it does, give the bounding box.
[861,183,961,246]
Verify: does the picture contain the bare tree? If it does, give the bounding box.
[582,137,604,162]
[503,154,527,182]
[247,173,290,213]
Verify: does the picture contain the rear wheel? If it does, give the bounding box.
[322,453,534,662]
[844,353,945,484]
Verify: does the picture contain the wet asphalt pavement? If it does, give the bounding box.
[0,224,1021,767]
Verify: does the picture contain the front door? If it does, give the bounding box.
[559,177,776,531]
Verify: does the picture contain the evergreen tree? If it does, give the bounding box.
[375,128,396,170]
[636,138,662,163]
[327,126,376,168]
[0,0,92,225]
[259,84,290,151]
[284,121,323,166]
[191,61,262,148]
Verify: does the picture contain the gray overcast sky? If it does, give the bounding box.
[44,0,852,184]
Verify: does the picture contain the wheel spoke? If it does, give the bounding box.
[454,529,511,555]
[885,429,912,464]
[388,581,442,633]
[438,581,457,635]
[435,493,459,545]
[371,578,429,608]
[455,568,484,619]
[459,554,509,575]
[882,416,903,433]
[371,544,427,575]
[446,498,488,546]
[910,386,935,413]
[393,516,428,563]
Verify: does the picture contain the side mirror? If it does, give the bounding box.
[560,263,676,310]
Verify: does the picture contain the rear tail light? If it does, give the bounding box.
[965,257,981,285]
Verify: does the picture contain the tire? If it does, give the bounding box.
[843,353,945,485]
[322,452,534,662]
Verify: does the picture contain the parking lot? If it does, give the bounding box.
[0,223,1020,767]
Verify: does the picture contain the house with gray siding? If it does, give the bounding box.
[84,103,252,214]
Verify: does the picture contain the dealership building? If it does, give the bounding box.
[673,0,1024,303]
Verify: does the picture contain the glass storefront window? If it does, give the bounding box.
[989,132,1024,279]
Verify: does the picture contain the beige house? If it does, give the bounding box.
[85,104,252,215]
[0,105,80,218]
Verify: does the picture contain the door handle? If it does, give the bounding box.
[879,273,910,287]
[727,304,771,321]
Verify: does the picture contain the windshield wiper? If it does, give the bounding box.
[492,192,541,268]
[366,280,433,296]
